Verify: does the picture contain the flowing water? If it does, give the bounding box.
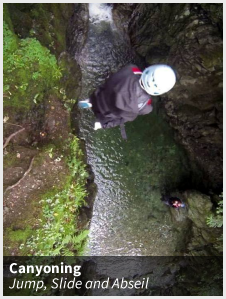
[77,4,191,256]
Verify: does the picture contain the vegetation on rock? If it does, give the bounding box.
[19,136,89,256]
[3,4,90,257]
[206,195,223,252]
[3,21,62,110]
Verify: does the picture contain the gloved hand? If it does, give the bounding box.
[94,122,102,130]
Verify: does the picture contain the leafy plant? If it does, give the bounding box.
[207,199,223,228]
[21,136,89,256]
[206,194,223,252]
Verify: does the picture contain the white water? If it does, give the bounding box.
[89,3,113,24]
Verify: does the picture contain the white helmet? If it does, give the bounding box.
[140,64,176,96]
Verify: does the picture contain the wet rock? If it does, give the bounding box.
[182,190,222,254]
[112,4,138,40]
[170,208,188,223]
[115,3,223,191]
[161,189,222,254]
[7,3,76,57]
[6,4,34,37]
[66,4,89,57]
[43,96,70,144]
[4,167,24,186]
[186,190,212,228]
[58,51,82,102]
[3,150,70,255]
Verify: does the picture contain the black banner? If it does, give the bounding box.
[3,256,223,296]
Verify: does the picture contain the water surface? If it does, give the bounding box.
[77,4,190,256]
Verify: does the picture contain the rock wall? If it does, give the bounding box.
[67,4,89,57]
[114,3,223,191]
[7,3,76,57]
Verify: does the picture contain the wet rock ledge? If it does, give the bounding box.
[3,3,96,256]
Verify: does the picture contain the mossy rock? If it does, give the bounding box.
[200,45,223,70]
[186,190,213,228]
[3,149,71,256]
[6,3,75,57]
[58,52,82,105]
[4,227,33,255]
[3,21,62,111]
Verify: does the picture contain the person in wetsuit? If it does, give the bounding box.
[78,64,176,138]
[161,195,185,209]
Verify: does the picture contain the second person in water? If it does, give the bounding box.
[79,64,176,138]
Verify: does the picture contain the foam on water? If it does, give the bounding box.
[89,3,113,24]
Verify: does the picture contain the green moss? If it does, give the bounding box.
[3,21,62,110]
[3,151,18,169]
[4,227,33,255]
[6,227,33,242]
[27,3,72,55]
[58,52,82,108]
[29,5,54,48]
[4,4,74,57]
[3,21,18,62]
[3,4,15,32]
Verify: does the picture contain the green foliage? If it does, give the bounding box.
[3,21,18,59]
[22,185,88,256]
[21,136,89,256]
[206,194,223,252]
[207,199,223,228]
[3,21,62,109]
[67,136,89,183]
[7,227,33,243]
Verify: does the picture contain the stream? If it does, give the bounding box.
[77,3,191,256]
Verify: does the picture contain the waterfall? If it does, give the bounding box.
[89,3,113,24]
